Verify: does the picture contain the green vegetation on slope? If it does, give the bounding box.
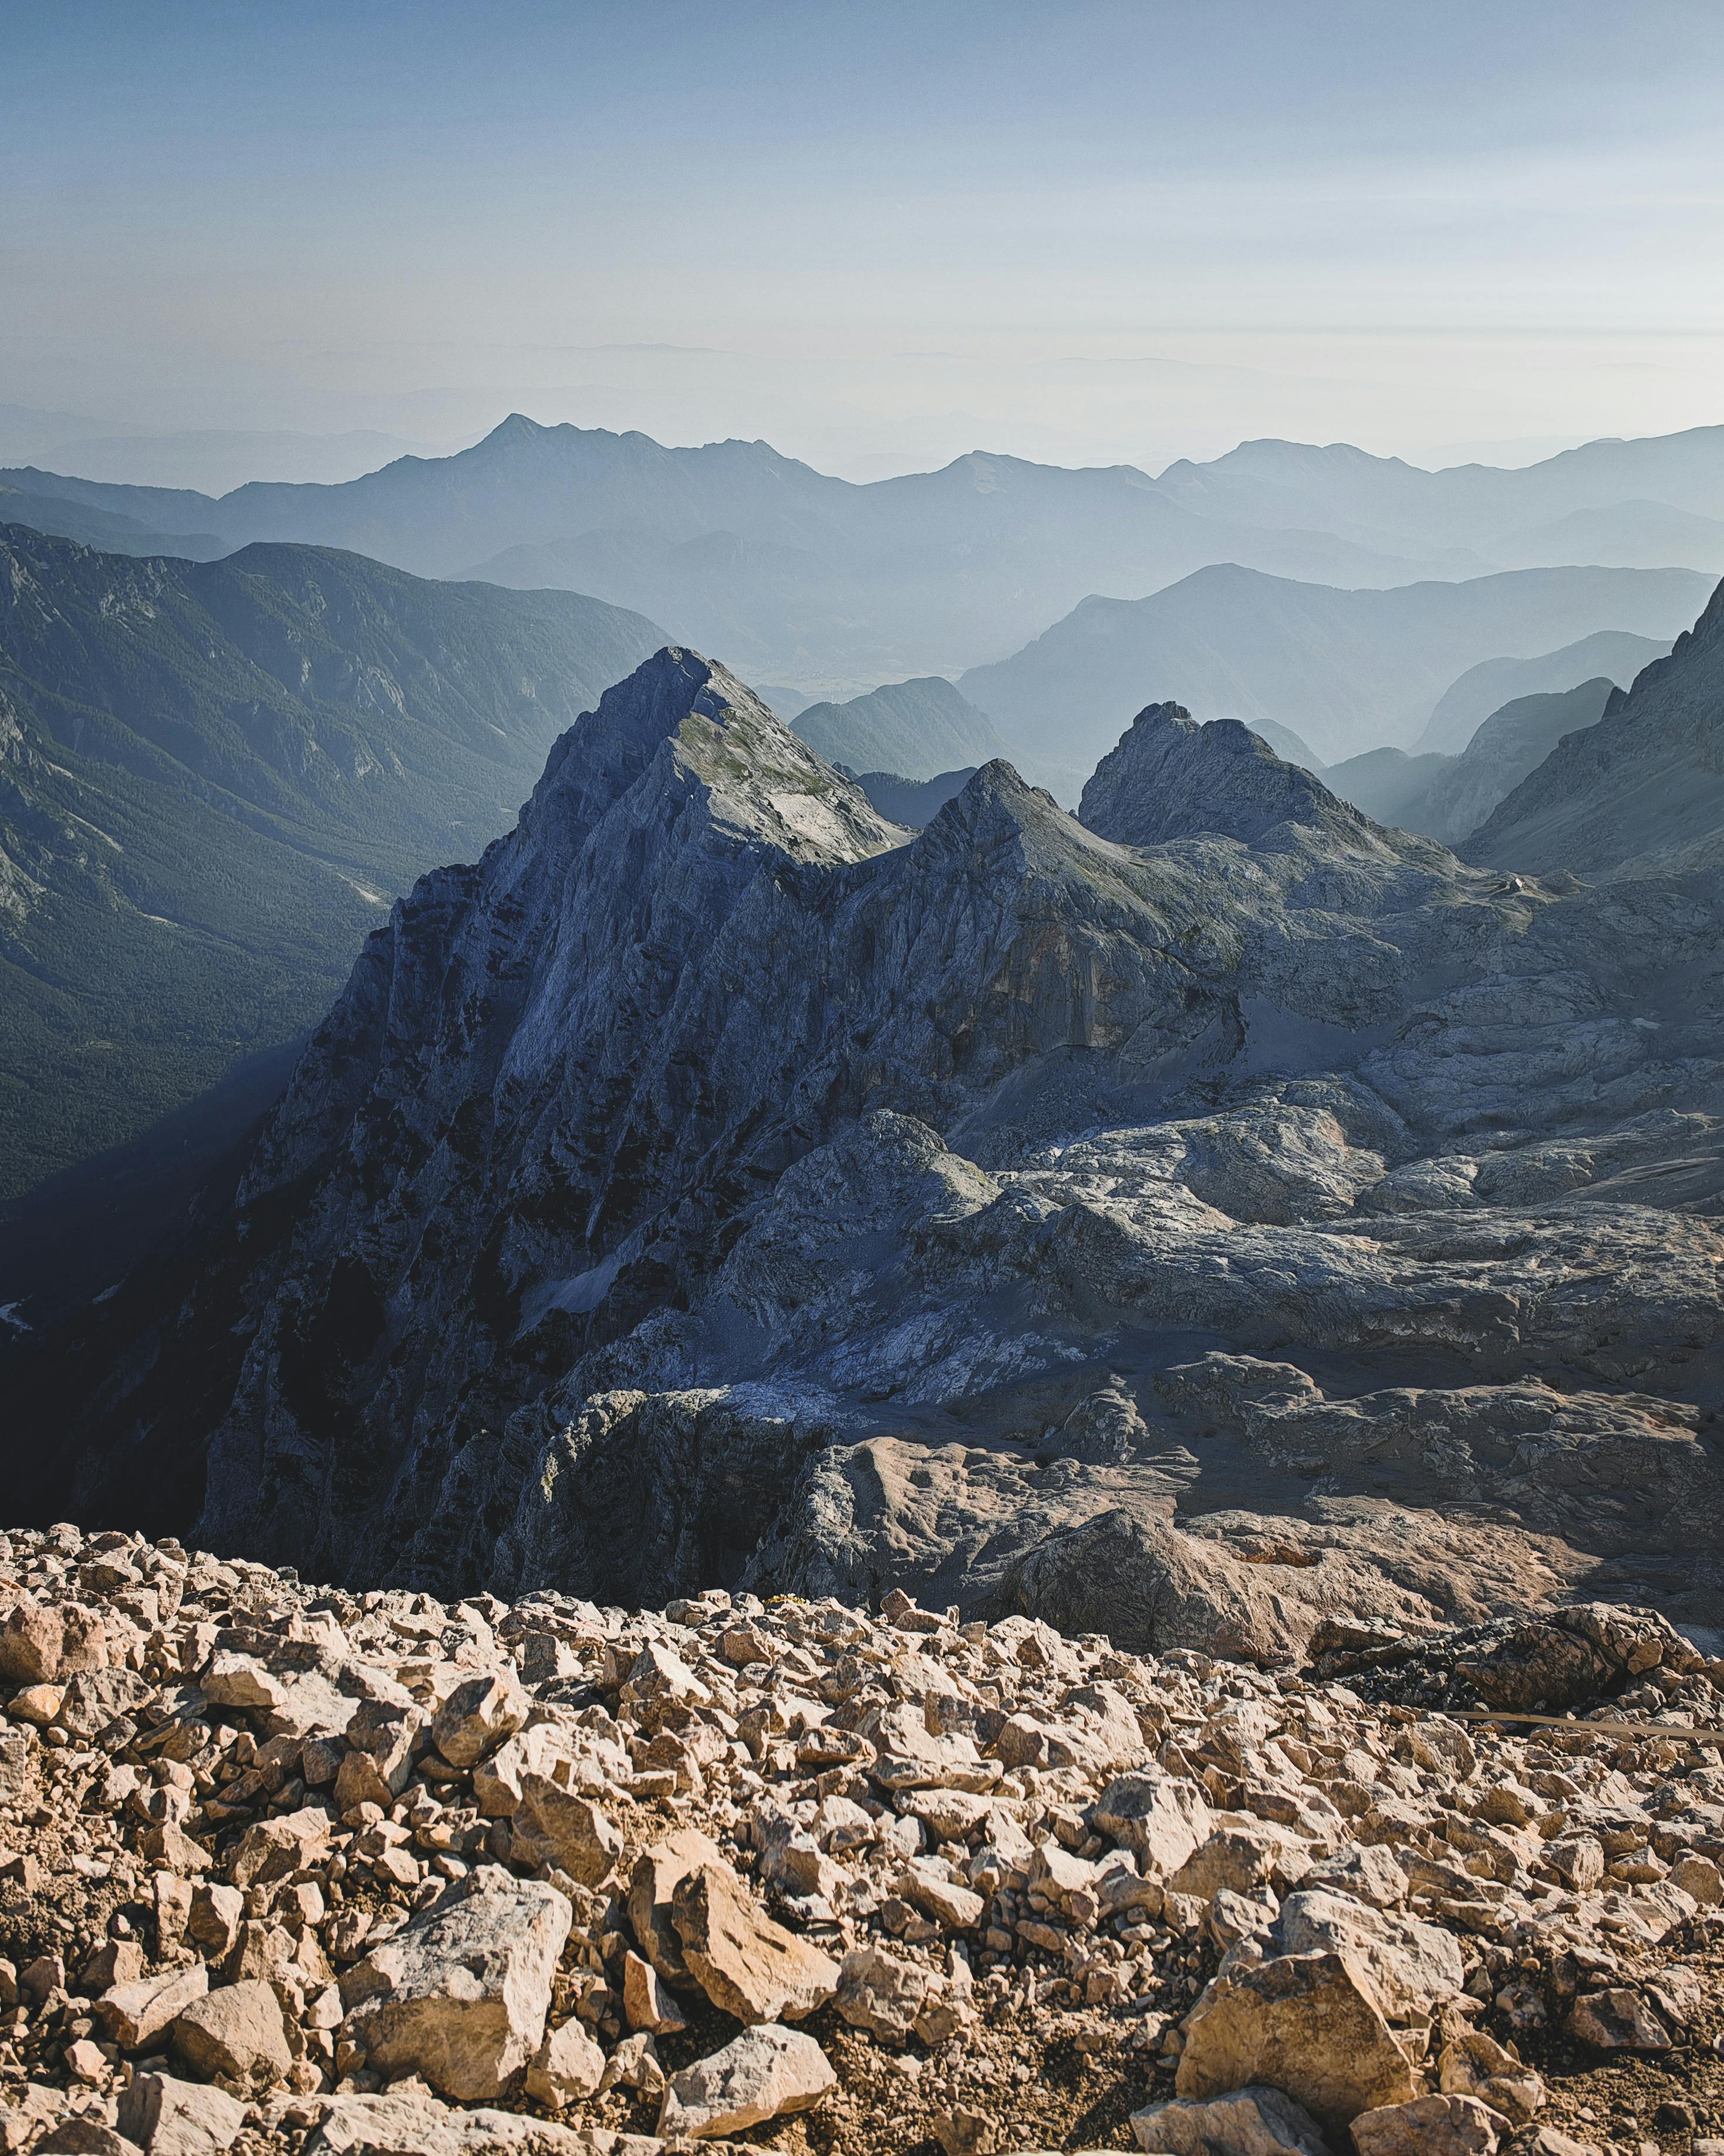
[0,525,664,1226]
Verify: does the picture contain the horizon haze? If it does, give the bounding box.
[6,0,1724,480]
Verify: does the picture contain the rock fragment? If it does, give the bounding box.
[672,1860,840,2022]
[657,2023,836,2140]
[1132,2087,1335,2156]
[1566,1988,1672,2051]
[96,1963,210,2051]
[117,2071,247,2155]
[628,1826,724,1983]
[431,1669,528,1770]
[169,1978,293,2094]
[340,1870,571,2099]
[523,2019,606,2106]
[1352,2095,1509,2156]
[1176,1951,1419,2128]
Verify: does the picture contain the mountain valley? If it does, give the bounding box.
[0,528,663,1310]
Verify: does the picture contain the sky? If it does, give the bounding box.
[4,0,1724,483]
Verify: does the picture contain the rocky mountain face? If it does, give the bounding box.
[1,1524,1720,2154]
[22,615,1724,1671]
[1468,578,1724,880]
[0,527,663,1308]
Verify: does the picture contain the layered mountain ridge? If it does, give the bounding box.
[9,417,1720,711]
[0,526,664,1302]
[20,595,1724,1660]
[1467,575,1724,879]
[959,562,1710,779]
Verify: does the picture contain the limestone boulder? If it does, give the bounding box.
[1132,2087,1335,2156]
[658,2024,836,2140]
[170,1978,292,2094]
[1276,1890,1465,2019]
[340,1870,571,2100]
[629,1827,725,1984]
[1352,2095,1509,2156]
[1566,1989,1672,2052]
[118,2070,247,2155]
[1177,1951,1419,2129]
[1438,2032,1546,2124]
[672,1861,840,2023]
[507,1776,622,1887]
[524,2019,606,2107]
[1095,1770,1214,1878]
[97,1963,210,2051]
[623,1949,688,2034]
[834,1942,956,2045]
[431,1669,529,1770]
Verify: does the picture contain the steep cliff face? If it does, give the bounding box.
[1467,572,1724,876]
[29,644,1724,1656]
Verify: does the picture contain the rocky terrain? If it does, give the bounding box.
[5,1525,1724,2156]
[18,596,1724,1662]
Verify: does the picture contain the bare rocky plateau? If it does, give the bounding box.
[4,1526,1724,2156]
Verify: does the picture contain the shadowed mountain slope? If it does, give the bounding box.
[0,526,663,1239]
[1467,573,1724,879]
[1415,629,1672,754]
[790,676,1006,778]
[1324,678,1618,845]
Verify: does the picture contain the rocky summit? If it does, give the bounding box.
[4,1526,1724,2156]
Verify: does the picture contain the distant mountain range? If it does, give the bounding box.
[0,527,662,1305]
[1412,630,1673,754]
[788,677,1005,779]
[9,417,1724,706]
[1155,427,1724,558]
[1321,678,1618,844]
[957,562,1710,777]
[0,477,226,560]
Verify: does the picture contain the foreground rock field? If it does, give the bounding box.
[4,1525,1724,2156]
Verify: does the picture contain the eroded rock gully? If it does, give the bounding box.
[5,1526,1724,2155]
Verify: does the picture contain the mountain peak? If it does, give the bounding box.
[527,646,902,866]
[1078,700,1357,849]
[484,412,549,445]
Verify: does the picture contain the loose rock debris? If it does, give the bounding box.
[4,1528,1724,2155]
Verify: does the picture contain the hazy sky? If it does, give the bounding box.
[5,0,1724,479]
